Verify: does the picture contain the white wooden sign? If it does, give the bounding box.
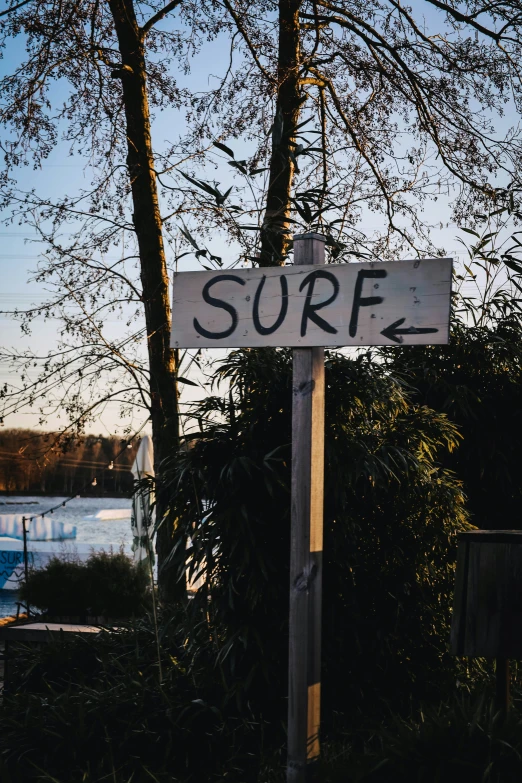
[170,258,452,349]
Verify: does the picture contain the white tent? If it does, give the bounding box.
[130,435,155,565]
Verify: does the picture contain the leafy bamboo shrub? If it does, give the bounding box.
[164,348,473,725]
[382,317,522,532]
[20,549,150,618]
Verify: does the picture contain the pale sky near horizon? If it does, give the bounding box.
[0,0,518,437]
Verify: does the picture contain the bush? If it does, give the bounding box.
[20,549,150,619]
[0,614,264,783]
[382,317,522,532]
[164,348,474,724]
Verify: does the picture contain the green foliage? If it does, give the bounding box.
[20,549,151,619]
[164,348,472,723]
[382,316,522,531]
[0,615,260,783]
[315,692,522,783]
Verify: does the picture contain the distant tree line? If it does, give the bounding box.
[0,430,137,496]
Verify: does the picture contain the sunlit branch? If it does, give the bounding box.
[141,0,183,36]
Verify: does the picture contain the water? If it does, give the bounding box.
[0,495,133,618]
[0,589,19,619]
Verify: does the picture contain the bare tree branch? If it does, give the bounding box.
[221,0,275,85]
[141,0,183,37]
[0,0,32,18]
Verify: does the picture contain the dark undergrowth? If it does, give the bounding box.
[2,614,522,782]
[0,613,270,783]
[315,691,522,783]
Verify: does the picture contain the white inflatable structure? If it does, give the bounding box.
[84,508,131,521]
[0,514,76,541]
[0,513,80,591]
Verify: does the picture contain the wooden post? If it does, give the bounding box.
[22,516,29,582]
[287,232,326,783]
[22,515,30,615]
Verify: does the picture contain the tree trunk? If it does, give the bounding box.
[259,0,302,267]
[107,0,180,602]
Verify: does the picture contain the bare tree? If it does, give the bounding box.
[178,0,522,265]
[0,0,219,598]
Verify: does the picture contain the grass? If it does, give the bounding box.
[310,692,522,783]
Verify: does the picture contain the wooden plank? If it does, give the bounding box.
[171,258,453,348]
[287,233,325,783]
[0,623,102,643]
[450,533,522,657]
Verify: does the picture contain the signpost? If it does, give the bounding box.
[171,251,452,349]
[171,234,453,783]
[287,234,326,782]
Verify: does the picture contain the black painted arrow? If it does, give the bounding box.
[381,317,439,344]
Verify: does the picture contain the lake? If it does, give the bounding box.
[0,495,134,618]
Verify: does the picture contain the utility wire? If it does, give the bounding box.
[14,418,151,523]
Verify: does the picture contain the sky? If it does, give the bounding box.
[0,0,519,437]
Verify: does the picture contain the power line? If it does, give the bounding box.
[7,418,151,523]
[0,255,124,260]
[0,453,131,473]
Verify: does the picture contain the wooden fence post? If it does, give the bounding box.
[287,232,326,783]
[22,515,30,615]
